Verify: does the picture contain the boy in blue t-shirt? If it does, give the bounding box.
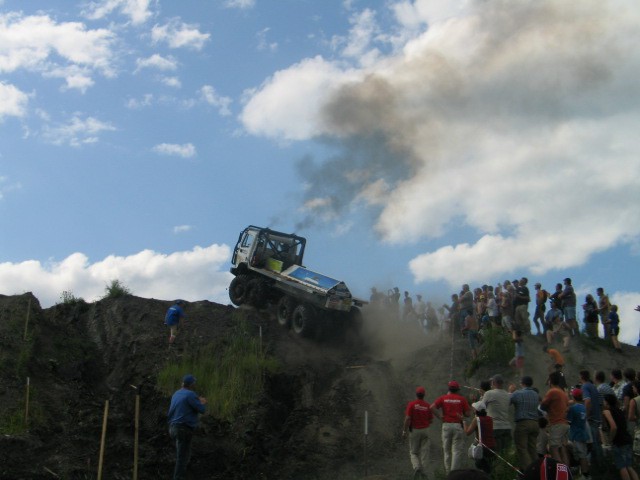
[165,300,186,344]
[567,388,591,479]
[607,305,622,352]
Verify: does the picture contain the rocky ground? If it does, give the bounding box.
[0,292,637,480]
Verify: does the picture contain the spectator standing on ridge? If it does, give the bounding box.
[486,292,500,327]
[443,294,460,334]
[482,374,512,455]
[608,305,623,352]
[167,374,207,480]
[545,299,568,348]
[532,282,548,336]
[509,375,541,472]
[513,277,531,336]
[431,380,471,474]
[403,386,434,479]
[462,311,479,360]
[459,284,474,330]
[583,294,600,339]
[597,287,612,339]
[559,278,577,336]
[403,291,416,322]
[540,372,570,466]
[165,300,186,345]
[550,283,564,316]
[426,301,439,332]
[500,286,515,334]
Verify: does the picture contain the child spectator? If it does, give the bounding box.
[567,388,591,479]
[607,305,622,352]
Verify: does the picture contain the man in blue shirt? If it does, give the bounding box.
[579,370,602,466]
[168,374,207,480]
[567,388,591,479]
[165,300,186,344]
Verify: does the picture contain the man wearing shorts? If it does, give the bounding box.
[559,278,577,335]
[541,372,570,466]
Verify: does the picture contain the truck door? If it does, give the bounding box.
[233,230,256,266]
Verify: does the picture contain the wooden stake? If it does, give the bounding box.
[133,390,140,480]
[97,400,109,480]
[24,377,30,426]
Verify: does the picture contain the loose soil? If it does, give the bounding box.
[0,293,636,480]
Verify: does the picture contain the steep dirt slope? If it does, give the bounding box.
[0,293,638,480]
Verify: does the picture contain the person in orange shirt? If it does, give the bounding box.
[543,345,564,373]
[540,372,570,466]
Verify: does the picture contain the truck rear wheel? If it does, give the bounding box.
[229,274,250,306]
[276,296,294,328]
[291,304,316,337]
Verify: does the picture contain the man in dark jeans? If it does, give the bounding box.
[168,374,207,480]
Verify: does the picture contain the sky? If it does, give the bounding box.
[1,0,640,343]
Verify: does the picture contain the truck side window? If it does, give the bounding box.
[242,233,254,248]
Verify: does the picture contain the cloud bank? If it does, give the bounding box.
[240,0,640,286]
[0,244,233,308]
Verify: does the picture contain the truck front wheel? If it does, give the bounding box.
[276,296,294,328]
[291,304,316,338]
[229,275,250,306]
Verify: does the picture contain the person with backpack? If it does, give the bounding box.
[165,299,186,344]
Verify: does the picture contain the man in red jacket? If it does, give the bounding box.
[431,380,472,474]
[403,386,434,479]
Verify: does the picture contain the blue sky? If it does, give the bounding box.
[1,0,639,343]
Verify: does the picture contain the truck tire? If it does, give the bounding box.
[291,304,316,337]
[276,296,294,328]
[248,279,268,309]
[229,274,250,306]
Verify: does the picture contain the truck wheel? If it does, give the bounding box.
[229,275,250,306]
[276,296,294,328]
[291,304,316,337]
[248,279,268,309]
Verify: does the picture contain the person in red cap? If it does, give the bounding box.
[403,386,434,479]
[431,380,471,474]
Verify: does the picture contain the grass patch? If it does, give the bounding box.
[157,317,279,421]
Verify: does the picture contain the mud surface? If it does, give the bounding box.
[0,293,635,479]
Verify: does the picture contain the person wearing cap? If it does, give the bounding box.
[567,388,591,479]
[403,386,434,479]
[165,300,186,344]
[532,282,548,336]
[482,374,512,455]
[464,400,496,474]
[167,374,207,480]
[430,380,471,474]
[509,376,541,471]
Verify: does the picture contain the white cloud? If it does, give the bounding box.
[125,93,154,109]
[0,175,22,200]
[199,85,232,116]
[224,0,255,9]
[241,0,640,286]
[151,19,210,50]
[256,28,278,52]
[173,225,192,234]
[42,114,116,146]
[160,76,181,88]
[83,0,155,25]
[610,292,640,346]
[0,13,116,87]
[135,53,178,72]
[241,56,361,141]
[153,142,196,158]
[0,82,28,119]
[0,244,233,308]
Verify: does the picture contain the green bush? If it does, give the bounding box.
[157,318,279,421]
[59,290,85,305]
[478,326,513,368]
[102,279,132,299]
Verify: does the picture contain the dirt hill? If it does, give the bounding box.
[0,293,637,480]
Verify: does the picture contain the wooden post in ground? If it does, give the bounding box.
[97,400,109,480]
[24,377,30,426]
[133,386,140,480]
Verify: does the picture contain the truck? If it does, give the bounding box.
[228,225,366,338]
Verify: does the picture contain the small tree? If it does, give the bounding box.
[103,279,132,299]
[59,290,84,305]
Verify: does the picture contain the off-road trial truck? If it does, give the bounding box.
[228,225,366,338]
